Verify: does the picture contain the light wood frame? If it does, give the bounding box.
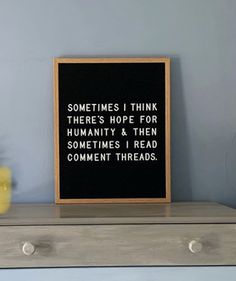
[54,57,171,204]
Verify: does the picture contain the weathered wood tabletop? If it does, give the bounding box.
[0,202,236,225]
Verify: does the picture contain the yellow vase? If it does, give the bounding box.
[0,167,11,214]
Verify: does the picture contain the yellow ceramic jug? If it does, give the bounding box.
[0,167,11,214]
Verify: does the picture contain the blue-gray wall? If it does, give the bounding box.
[0,0,236,280]
[1,267,236,281]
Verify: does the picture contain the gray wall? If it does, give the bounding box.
[0,0,236,206]
[0,0,236,280]
[1,267,236,281]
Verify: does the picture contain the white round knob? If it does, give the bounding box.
[188,240,202,253]
[22,242,36,256]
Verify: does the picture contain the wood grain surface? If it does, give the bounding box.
[0,224,236,268]
[0,202,236,225]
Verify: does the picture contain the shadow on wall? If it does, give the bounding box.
[170,56,193,201]
[59,54,194,202]
[225,134,236,208]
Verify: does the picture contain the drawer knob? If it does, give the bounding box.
[188,240,202,253]
[22,242,36,256]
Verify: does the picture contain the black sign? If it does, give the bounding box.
[54,58,170,203]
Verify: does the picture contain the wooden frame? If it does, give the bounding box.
[54,57,171,204]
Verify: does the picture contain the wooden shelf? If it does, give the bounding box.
[0,202,236,268]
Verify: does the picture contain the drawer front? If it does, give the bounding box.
[0,224,236,268]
